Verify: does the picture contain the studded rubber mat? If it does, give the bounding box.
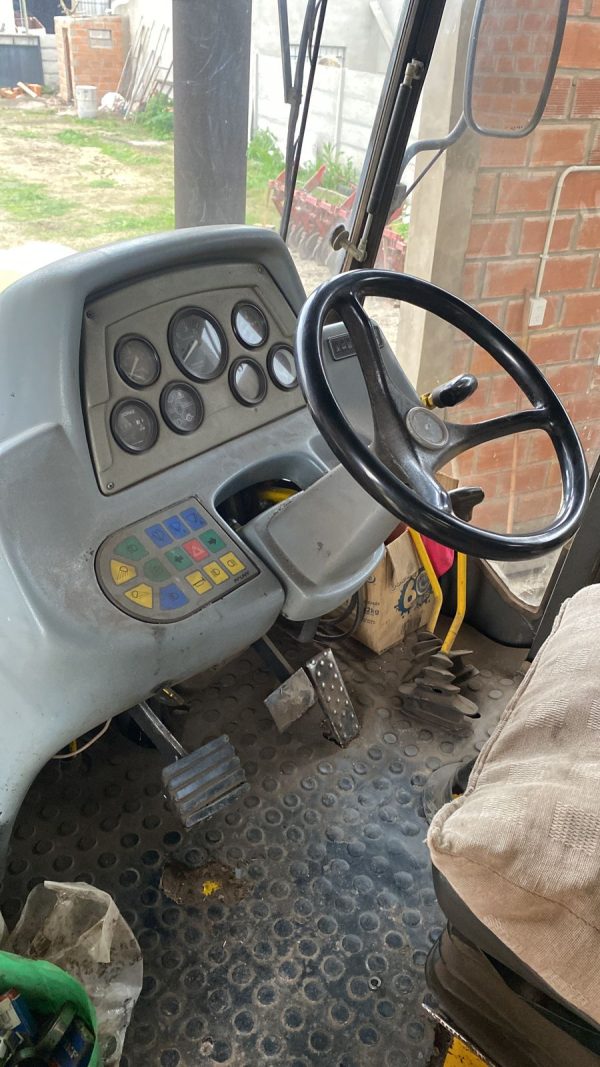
[3,624,524,1067]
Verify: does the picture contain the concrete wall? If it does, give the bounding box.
[0,0,14,34]
[40,32,58,89]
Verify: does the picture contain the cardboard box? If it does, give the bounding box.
[354,529,436,654]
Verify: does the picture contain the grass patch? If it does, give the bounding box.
[0,176,72,222]
[88,178,118,189]
[56,128,164,166]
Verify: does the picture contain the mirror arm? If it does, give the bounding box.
[397,113,468,181]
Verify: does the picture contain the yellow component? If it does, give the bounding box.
[110,559,138,585]
[441,551,467,654]
[69,740,78,754]
[420,391,435,409]
[258,488,298,503]
[124,583,153,609]
[443,1035,489,1066]
[203,561,228,585]
[201,879,221,896]
[220,552,246,576]
[186,570,212,596]
[408,528,443,632]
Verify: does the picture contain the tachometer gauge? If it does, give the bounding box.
[168,307,228,381]
[232,302,269,349]
[110,399,158,454]
[267,344,297,390]
[160,381,204,435]
[229,358,268,406]
[114,335,161,389]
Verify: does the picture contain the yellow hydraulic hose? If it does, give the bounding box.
[441,551,467,654]
[408,528,443,633]
[258,488,298,504]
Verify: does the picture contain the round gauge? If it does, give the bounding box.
[229,358,268,407]
[114,335,160,389]
[232,302,269,349]
[268,344,298,390]
[160,381,204,435]
[110,399,158,454]
[168,307,228,382]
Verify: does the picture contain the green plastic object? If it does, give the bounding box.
[0,951,101,1066]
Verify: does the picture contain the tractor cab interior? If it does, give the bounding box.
[1,0,600,1063]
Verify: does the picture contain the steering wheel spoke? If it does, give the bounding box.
[438,405,551,467]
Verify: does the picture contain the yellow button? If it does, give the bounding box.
[124,583,153,609]
[220,552,246,576]
[203,562,228,585]
[186,570,212,596]
[110,559,137,585]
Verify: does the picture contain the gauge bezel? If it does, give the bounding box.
[167,306,228,382]
[160,380,205,436]
[110,398,159,454]
[229,357,268,407]
[231,301,270,350]
[267,343,298,391]
[114,334,161,390]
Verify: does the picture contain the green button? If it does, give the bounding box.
[166,547,191,571]
[115,535,148,562]
[200,529,226,553]
[143,558,170,582]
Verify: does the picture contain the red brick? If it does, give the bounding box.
[578,327,600,360]
[466,219,515,258]
[528,432,556,464]
[578,421,600,454]
[479,138,529,169]
[473,173,498,216]
[567,390,600,422]
[530,125,588,167]
[559,20,600,69]
[476,300,505,329]
[519,214,575,254]
[487,374,522,410]
[497,172,556,214]
[471,345,503,377]
[505,299,528,335]
[577,213,600,248]
[515,487,562,526]
[476,435,519,474]
[592,0,600,15]
[483,258,538,298]
[558,171,600,211]
[562,291,600,325]
[546,361,592,394]
[527,330,578,364]
[474,498,510,532]
[544,77,573,120]
[462,261,483,301]
[541,253,594,291]
[572,77,600,118]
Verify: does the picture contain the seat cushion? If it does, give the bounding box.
[428,584,600,1026]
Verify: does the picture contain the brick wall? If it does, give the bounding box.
[450,1,600,533]
[55,15,126,103]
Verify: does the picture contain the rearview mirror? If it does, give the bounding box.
[464,0,569,138]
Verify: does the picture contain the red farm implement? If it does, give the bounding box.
[269,165,407,271]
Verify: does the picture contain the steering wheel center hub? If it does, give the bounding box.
[405,406,449,450]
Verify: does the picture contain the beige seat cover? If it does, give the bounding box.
[428,584,600,1025]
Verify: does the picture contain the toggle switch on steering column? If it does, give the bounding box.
[421,374,478,410]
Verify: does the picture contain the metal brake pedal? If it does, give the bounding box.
[305,647,360,747]
[130,701,248,827]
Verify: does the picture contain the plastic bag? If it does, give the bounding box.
[6,881,143,1064]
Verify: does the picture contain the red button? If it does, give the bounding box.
[183,538,210,563]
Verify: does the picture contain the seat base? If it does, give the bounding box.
[426,926,600,1067]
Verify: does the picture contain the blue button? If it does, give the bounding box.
[180,507,207,531]
[159,583,189,611]
[145,523,173,548]
[164,515,189,539]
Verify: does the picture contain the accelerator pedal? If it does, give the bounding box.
[162,735,249,828]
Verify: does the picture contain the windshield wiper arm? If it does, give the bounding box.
[278,0,293,104]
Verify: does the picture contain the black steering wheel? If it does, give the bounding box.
[295,270,588,560]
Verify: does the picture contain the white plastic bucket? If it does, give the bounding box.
[75,85,98,120]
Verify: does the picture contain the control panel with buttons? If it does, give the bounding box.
[96,497,258,622]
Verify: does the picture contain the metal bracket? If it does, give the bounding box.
[305,647,360,747]
[264,668,316,732]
